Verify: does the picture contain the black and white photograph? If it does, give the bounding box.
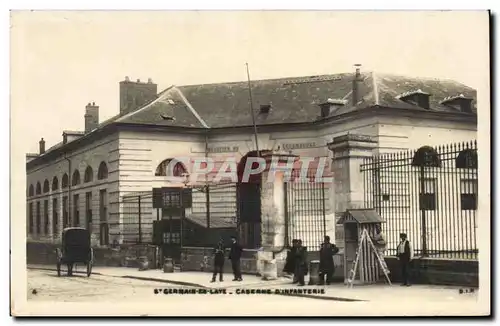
[9,9,491,317]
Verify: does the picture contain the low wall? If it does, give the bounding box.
[26,241,158,268]
[385,257,479,287]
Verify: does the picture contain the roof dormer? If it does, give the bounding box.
[440,94,474,113]
[259,104,272,114]
[319,98,348,118]
[396,89,431,109]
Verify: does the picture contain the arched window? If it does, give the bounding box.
[72,170,81,186]
[28,184,34,197]
[43,179,50,193]
[411,146,441,168]
[155,158,187,177]
[35,182,41,195]
[97,161,108,180]
[456,149,477,169]
[62,173,69,188]
[52,176,59,191]
[84,166,94,183]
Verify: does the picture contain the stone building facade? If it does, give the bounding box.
[26,67,478,250]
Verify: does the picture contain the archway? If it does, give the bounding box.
[236,150,272,249]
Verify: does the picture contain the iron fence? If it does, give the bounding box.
[286,181,327,252]
[361,140,478,259]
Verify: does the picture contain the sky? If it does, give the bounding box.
[10,10,490,154]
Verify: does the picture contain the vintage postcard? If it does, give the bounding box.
[10,10,491,317]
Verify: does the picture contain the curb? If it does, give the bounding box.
[28,266,205,288]
[121,275,207,288]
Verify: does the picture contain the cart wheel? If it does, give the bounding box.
[87,248,94,277]
[87,262,92,277]
[56,261,61,277]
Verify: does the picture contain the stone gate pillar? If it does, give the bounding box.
[327,134,376,250]
[258,150,297,279]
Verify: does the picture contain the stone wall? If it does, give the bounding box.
[27,241,158,268]
[385,257,479,287]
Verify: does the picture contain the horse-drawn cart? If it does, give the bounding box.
[56,227,94,277]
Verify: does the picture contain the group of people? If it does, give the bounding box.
[283,236,339,286]
[209,227,414,286]
[373,225,414,286]
[210,236,243,283]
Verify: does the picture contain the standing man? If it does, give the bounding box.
[294,239,308,286]
[211,237,225,283]
[319,236,339,285]
[283,239,298,282]
[396,233,413,286]
[229,236,243,281]
[372,224,390,277]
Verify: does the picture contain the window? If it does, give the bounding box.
[43,180,50,193]
[36,202,41,234]
[99,190,107,222]
[382,194,390,201]
[52,198,58,236]
[28,202,33,234]
[411,146,442,168]
[99,189,108,246]
[44,200,49,234]
[100,223,109,246]
[36,182,41,195]
[163,232,181,244]
[155,159,187,177]
[97,162,108,180]
[73,194,80,226]
[62,174,69,189]
[461,179,478,210]
[28,185,34,197]
[456,149,478,169]
[63,196,69,227]
[86,191,92,229]
[84,166,94,183]
[72,170,81,186]
[52,177,59,191]
[419,178,436,211]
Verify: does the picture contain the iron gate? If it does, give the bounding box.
[285,181,327,252]
[361,140,478,259]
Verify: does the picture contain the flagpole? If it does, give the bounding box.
[246,63,260,157]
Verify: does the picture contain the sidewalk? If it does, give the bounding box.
[27,264,290,288]
[28,264,478,303]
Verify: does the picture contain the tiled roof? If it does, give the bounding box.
[374,73,477,114]
[31,71,477,161]
[117,72,476,129]
[337,209,385,225]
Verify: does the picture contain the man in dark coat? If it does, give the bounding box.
[396,233,413,286]
[283,239,298,282]
[228,236,243,281]
[319,235,339,285]
[211,238,225,283]
[294,239,308,286]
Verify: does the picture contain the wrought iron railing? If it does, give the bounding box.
[361,140,478,260]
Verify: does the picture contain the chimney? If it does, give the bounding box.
[352,64,363,105]
[39,138,45,154]
[84,102,100,133]
[119,76,158,114]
